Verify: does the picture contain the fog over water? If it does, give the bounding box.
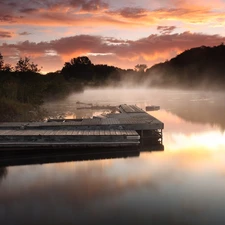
[44,87,225,129]
[1,88,225,225]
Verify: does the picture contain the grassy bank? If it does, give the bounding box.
[0,98,47,122]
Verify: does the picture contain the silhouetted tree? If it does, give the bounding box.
[61,56,94,81]
[70,56,92,66]
[135,64,147,72]
[0,52,4,70]
[3,63,13,72]
[15,57,41,73]
[0,53,13,72]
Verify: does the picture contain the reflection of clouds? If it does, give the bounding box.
[0,161,160,224]
[0,161,158,203]
[140,128,225,173]
[167,131,225,151]
[1,92,225,224]
[1,149,225,224]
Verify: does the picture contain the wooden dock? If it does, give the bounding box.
[0,104,164,150]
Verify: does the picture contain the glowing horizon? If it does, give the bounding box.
[1,0,225,73]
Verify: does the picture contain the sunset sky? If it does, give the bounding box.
[1,0,225,73]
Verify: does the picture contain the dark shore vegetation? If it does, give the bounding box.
[146,44,225,89]
[1,44,225,121]
[0,55,83,122]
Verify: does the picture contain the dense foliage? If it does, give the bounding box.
[0,55,83,121]
[146,44,225,89]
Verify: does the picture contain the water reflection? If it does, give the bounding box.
[0,145,164,167]
[1,88,225,225]
[1,143,225,225]
[0,167,7,184]
[163,91,225,130]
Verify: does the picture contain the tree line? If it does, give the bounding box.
[0,54,83,121]
[0,54,40,73]
[1,44,225,121]
[0,53,147,121]
[59,44,225,90]
[145,44,225,89]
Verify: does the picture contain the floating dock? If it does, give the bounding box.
[0,104,164,151]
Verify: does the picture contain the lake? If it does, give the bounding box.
[1,88,225,225]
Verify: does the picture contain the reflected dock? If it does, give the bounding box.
[0,144,164,167]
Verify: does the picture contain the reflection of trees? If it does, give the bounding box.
[0,167,7,184]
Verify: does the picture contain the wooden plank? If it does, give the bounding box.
[126,130,132,135]
[115,130,121,135]
[102,118,120,125]
[121,130,127,135]
[0,141,139,148]
[40,130,49,135]
[46,130,56,135]
[69,130,75,135]
[1,130,13,135]
[56,130,66,135]
[41,130,49,135]
[0,130,12,135]
[71,130,78,135]
[104,130,110,135]
[83,130,89,135]
[94,130,99,135]
[110,130,116,135]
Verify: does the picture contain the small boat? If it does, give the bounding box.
[145,105,160,111]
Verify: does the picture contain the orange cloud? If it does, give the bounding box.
[1,32,225,72]
[1,0,225,29]
[0,30,13,38]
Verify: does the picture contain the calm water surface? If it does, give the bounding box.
[1,88,225,225]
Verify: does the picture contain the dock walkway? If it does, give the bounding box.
[0,104,164,150]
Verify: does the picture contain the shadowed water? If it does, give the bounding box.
[1,88,225,225]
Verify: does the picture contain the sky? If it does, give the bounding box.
[1,0,225,73]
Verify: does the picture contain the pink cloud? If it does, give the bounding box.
[1,32,225,72]
[0,30,13,38]
[0,15,16,23]
[18,31,32,35]
[0,0,225,28]
[115,7,148,18]
[157,26,177,34]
